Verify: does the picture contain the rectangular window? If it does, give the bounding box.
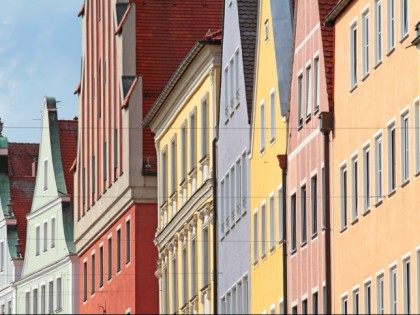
[270,91,276,142]
[387,0,395,51]
[201,98,208,158]
[404,259,411,314]
[92,156,96,196]
[365,282,372,314]
[56,277,62,310]
[230,58,234,109]
[230,168,235,225]
[341,166,348,229]
[261,204,266,256]
[353,289,360,314]
[232,287,237,314]
[306,65,312,118]
[350,23,358,88]
[375,136,383,203]
[238,281,243,314]
[116,229,121,273]
[260,102,265,152]
[388,123,396,193]
[314,57,320,112]
[114,129,118,171]
[162,267,168,314]
[224,67,229,119]
[377,275,385,314]
[291,194,297,252]
[269,196,275,249]
[415,102,420,174]
[91,253,96,295]
[44,159,48,191]
[401,113,410,183]
[363,146,371,211]
[181,124,187,182]
[126,220,131,264]
[375,0,383,64]
[103,142,107,182]
[36,226,40,256]
[301,185,307,245]
[241,153,247,211]
[362,11,370,77]
[161,150,167,206]
[190,238,196,297]
[352,156,359,221]
[311,175,318,237]
[221,180,225,235]
[182,247,187,306]
[235,50,240,103]
[400,0,409,39]
[108,237,112,280]
[51,217,55,248]
[390,268,397,314]
[302,299,308,314]
[99,246,104,287]
[189,112,196,171]
[48,281,53,313]
[33,288,38,314]
[243,276,249,313]
[170,139,177,195]
[253,210,258,263]
[226,292,231,314]
[226,174,230,229]
[25,292,30,315]
[41,285,46,314]
[171,256,178,313]
[0,242,3,272]
[7,301,10,315]
[202,227,209,287]
[83,261,87,302]
[278,187,284,242]
[323,285,327,314]
[265,19,269,41]
[292,306,298,315]
[418,251,420,314]
[298,74,303,127]
[342,296,348,315]
[43,222,47,253]
[82,167,86,205]
[313,292,318,315]
[236,160,241,218]
[322,167,326,229]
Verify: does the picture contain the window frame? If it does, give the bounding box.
[387,0,395,52]
[301,185,307,246]
[363,144,371,212]
[340,165,348,230]
[351,155,359,222]
[311,175,318,237]
[362,9,370,78]
[260,100,266,153]
[306,64,312,119]
[350,21,358,90]
[375,0,383,65]
[375,134,383,204]
[388,122,397,194]
[400,0,409,40]
[401,111,410,184]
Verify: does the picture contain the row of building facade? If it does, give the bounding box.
[0,0,419,314]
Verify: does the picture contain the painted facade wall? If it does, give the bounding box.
[286,0,334,313]
[249,0,290,313]
[332,0,420,313]
[150,43,220,314]
[217,1,256,313]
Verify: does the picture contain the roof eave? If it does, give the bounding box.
[325,0,353,26]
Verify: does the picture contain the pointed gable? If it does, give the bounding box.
[237,0,259,124]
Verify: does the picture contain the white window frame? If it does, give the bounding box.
[253,208,258,263]
[401,110,410,184]
[43,159,48,191]
[35,225,40,257]
[160,148,168,206]
[340,164,348,230]
[387,0,395,52]
[291,193,297,252]
[314,56,320,113]
[301,184,307,245]
[33,287,38,315]
[43,221,48,253]
[375,134,383,204]
[351,154,359,222]
[260,100,266,153]
[25,290,30,315]
[375,0,383,65]
[362,9,370,77]
[350,21,358,90]
[341,294,349,315]
[235,49,240,106]
[51,217,55,249]
[415,100,420,175]
[229,58,234,111]
[270,89,276,143]
[403,257,411,314]
[40,284,46,314]
[261,201,266,257]
[224,67,229,120]
[400,0,409,40]
[298,73,303,128]
[377,273,385,314]
[365,281,372,314]
[0,241,3,273]
[56,276,62,310]
[388,121,396,194]
[353,288,360,315]
[278,186,284,244]
[390,267,397,314]
[311,174,318,237]
[269,193,275,250]
[363,144,371,212]
[306,64,312,119]
[116,227,122,273]
[48,279,54,313]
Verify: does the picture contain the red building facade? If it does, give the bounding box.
[74,1,222,313]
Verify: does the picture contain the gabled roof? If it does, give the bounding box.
[237,0,259,124]
[325,0,352,25]
[8,143,38,177]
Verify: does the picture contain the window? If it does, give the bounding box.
[232,287,237,314]
[418,251,420,314]
[171,255,178,313]
[56,277,62,310]
[116,229,121,273]
[278,187,284,242]
[43,221,47,253]
[301,185,307,244]
[181,124,187,182]
[352,156,359,221]
[388,123,396,193]
[415,101,420,174]
[298,74,303,128]
[253,210,258,262]
[230,168,235,225]
[341,166,348,229]
[291,194,297,252]
[311,176,318,237]
[202,227,209,287]
[375,136,383,203]
[365,282,372,314]
[51,217,55,248]
[91,253,96,295]
[302,299,308,314]
[323,285,327,314]
[350,23,358,89]
[401,113,410,183]
[261,203,266,256]
[7,301,10,315]
[362,11,370,76]
[377,275,385,314]
[162,266,168,314]
[224,67,229,119]
[92,156,96,197]
[400,0,409,39]
[48,281,53,313]
[36,226,40,256]
[235,159,241,218]
[306,65,312,118]
[226,174,230,229]
[25,291,30,314]
[41,285,46,314]
[44,159,48,191]
[260,102,265,152]
[226,292,231,314]
[342,296,348,315]
[170,139,177,195]
[243,276,249,313]
[114,129,118,172]
[201,98,208,158]
[313,292,319,315]
[363,146,371,211]
[190,237,197,297]
[270,91,276,142]
[314,57,320,112]
[269,196,275,249]
[83,261,87,302]
[403,259,411,314]
[387,0,395,52]
[221,180,225,235]
[103,142,107,182]
[189,112,196,171]
[108,237,112,280]
[235,49,240,105]
[241,153,247,211]
[390,267,397,314]
[375,0,383,64]
[264,19,269,41]
[82,167,86,205]
[126,220,131,264]
[182,246,187,306]
[353,289,360,314]
[322,167,326,229]
[161,150,167,206]
[0,242,3,272]
[230,58,234,110]
[292,305,298,315]
[99,246,104,287]
[33,288,38,314]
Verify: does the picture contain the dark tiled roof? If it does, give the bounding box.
[8,143,39,177]
[237,0,259,124]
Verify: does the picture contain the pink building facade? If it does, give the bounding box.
[286,0,336,313]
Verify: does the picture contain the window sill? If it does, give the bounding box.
[188,167,197,177]
[340,226,347,233]
[351,217,359,225]
[306,115,311,123]
[388,189,396,198]
[361,72,370,82]
[374,60,382,70]
[314,107,320,116]
[350,84,358,93]
[224,117,230,125]
[160,201,168,210]
[400,33,409,44]
[260,148,265,156]
[270,138,276,146]
[375,198,384,207]
[362,208,371,216]
[126,260,131,268]
[290,248,297,256]
[301,241,307,248]
[401,179,410,188]
[261,253,267,261]
[386,47,395,57]
[253,260,259,268]
[269,246,276,254]
[199,154,210,164]
[311,233,318,240]
[298,123,303,131]
[415,170,420,178]
[170,191,178,200]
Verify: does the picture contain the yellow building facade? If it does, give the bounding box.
[327,0,420,313]
[144,39,221,314]
[249,0,289,313]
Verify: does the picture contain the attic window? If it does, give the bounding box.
[264,19,269,42]
[43,159,48,191]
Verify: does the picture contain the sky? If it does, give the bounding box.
[0,1,83,143]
